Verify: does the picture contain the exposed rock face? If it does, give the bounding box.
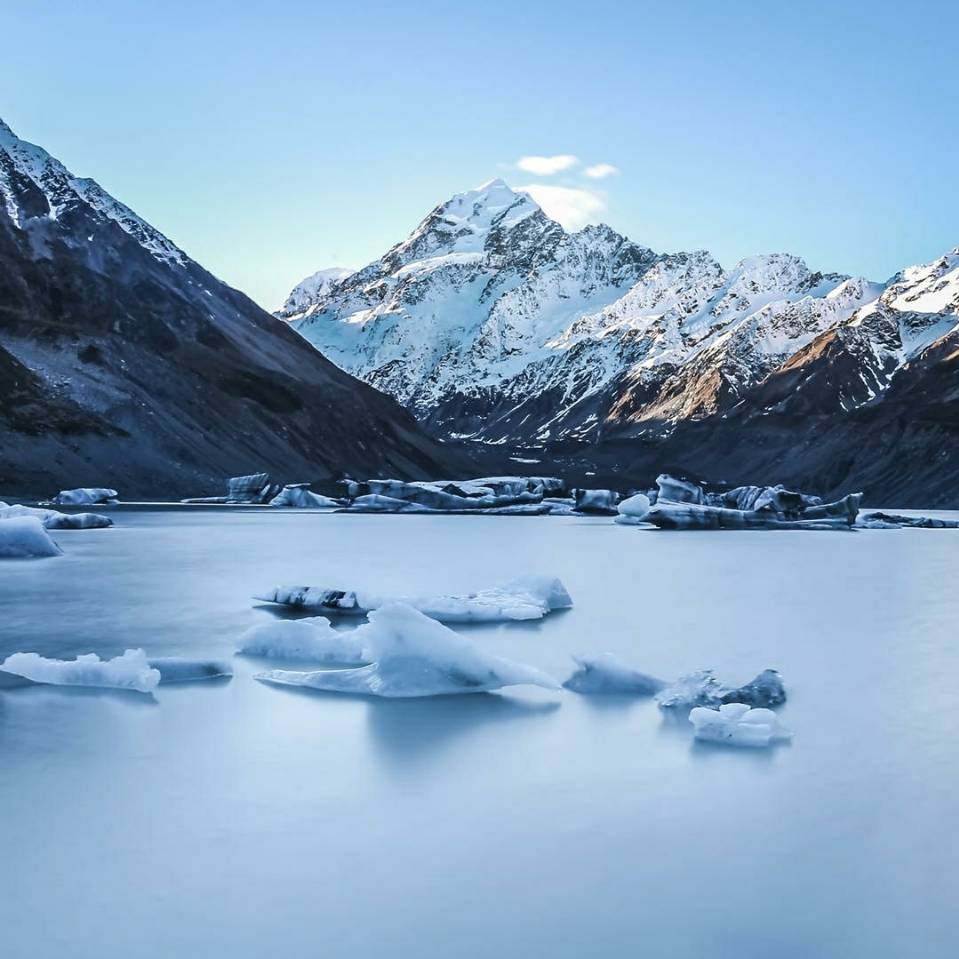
[0,119,460,498]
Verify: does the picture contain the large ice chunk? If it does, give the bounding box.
[562,653,664,694]
[49,488,118,506]
[689,703,792,747]
[614,492,651,525]
[720,668,786,707]
[573,489,620,515]
[0,648,160,693]
[255,602,560,698]
[0,504,113,529]
[238,619,368,664]
[254,575,572,623]
[148,657,234,683]
[269,484,340,509]
[0,516,62,559]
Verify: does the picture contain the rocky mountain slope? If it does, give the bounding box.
[0,119,460,498]
[282,181,958,504]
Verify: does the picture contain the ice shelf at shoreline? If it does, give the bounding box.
[255,602,560,698]
[254,575,573,623]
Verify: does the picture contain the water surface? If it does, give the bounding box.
[1,510,956,958]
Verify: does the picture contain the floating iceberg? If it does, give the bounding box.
[857,511,959,529]
[254,575,572,623]
[0,504,113,529]
[49,488,118,506]
[148,657,234,683]
[0,516,62,559]
[238,619,368,664]
[689,704,792,748]
[562,653,664,694]
[645,495,861,530]
[573,489,620,515]
[0,648,160,693]
[256,602,560,698]
[614,493,651,525]
[658,668,787,709]
[656,474,705,505]
[227,473,279,504]
[269,484,340,509]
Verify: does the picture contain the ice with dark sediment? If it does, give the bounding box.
[237,619,368,664]
[227,473,279,504]
[254,575,572,623]
[573,489,620,515]
[48,488,118,506]
[656,474,705,505]
[340,477,564,513]
[857,511,959,529]
[0,649,160,693]
[657,668,787,709]
[255,602,560,698]
[269,484,340,508]
[562,653,664,694]
[0,516,62,558]
[689,703,792,747]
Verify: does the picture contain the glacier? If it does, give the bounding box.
[254,574,572,623]
[255,602,560,698]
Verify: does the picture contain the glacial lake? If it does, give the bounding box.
[1,509,957,958]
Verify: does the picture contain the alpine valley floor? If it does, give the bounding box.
[1,509,956,959]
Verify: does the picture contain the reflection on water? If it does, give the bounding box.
[1,509,957,959]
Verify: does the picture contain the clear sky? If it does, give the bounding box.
[2,0,956,310]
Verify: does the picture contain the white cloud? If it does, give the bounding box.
[516,184,606,230]
[584,163,619,179]
[516,154,579,176]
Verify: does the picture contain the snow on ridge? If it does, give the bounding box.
[0,117,186,267]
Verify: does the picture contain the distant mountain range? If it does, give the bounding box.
[0,119,457,497]
[280,179,959,504]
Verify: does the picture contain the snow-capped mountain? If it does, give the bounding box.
[281,179,913,444]
[278,266,354,316]
[0,119,459,496]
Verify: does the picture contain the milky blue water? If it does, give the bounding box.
[1,510,956,958]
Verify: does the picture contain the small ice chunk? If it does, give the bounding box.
[721,669,787,707]
[562,653,664,694]
[254,575,572,623]
[0,516,62,559]
[656,669,725,709]
[1,649,160,693]
[256,602,560,698]
[148,657,234,683]
[689,703,792,747]
[50,488,118,506]
[238,619,368,664]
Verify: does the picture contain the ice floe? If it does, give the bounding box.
[689,703,792,747]
[238,619,368,664]
[148,657,234,683]
[562,653,664,694]
[254,575,572,623]
[255,602,560,698]
[0,516,62,559]
[0,648,160,693]
[48,488,118,506]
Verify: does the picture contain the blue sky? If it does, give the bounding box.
[2,0,956,309]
